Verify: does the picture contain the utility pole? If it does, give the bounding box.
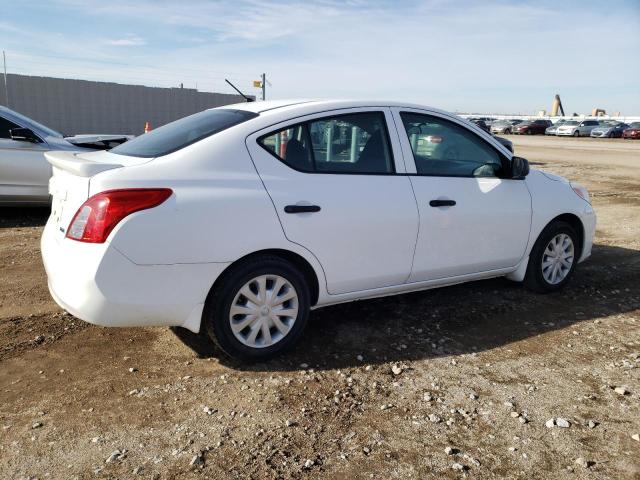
[2,51,8,107]
[261,73,266,101]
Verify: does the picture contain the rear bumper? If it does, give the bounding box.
[41,218,229,333]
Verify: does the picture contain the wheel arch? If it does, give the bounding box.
[208,248,321,307]
[545,213,585,259]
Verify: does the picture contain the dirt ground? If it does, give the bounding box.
[1,136,639,479]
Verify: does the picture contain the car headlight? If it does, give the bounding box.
[571,182,591,204]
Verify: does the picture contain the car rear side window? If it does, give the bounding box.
[258,112,394,174]
[400,112,504,177]
[110,109,258,158]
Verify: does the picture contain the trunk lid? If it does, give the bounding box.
[45,150,151,239]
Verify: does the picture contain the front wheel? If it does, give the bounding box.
[573,130,580,137]
[524,221,579,293]
[203,256,311,361]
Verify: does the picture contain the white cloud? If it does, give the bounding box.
[104,35,146,47]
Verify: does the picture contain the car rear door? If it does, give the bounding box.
[392,108,532,282]
[246,107,419,295]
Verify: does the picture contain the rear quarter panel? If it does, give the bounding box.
[92,128,289,265]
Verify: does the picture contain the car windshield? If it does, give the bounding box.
[111,109,258,158]
[629,122,640,128]
[563,121,580,126]
[5,108,63,138]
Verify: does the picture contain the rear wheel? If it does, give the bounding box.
[524,221,579,293]
[203,256,310,361]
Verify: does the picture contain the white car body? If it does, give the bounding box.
[41,100,596,337]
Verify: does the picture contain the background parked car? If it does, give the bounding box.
[490,120,514,134]
[512,119,551,135]
[545,119,568,135]
[0,106,131,206]
[622,122,640,139]
[556,119,600,137]
[590,121,629,138]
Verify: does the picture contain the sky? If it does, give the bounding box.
[0,0,639,115]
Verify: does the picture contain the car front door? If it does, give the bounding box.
[0,115,51,203]
[246,108,419,295]
[392,108,532,282]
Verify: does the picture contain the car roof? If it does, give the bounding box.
[214,99,456,118]
[213,99,513,158]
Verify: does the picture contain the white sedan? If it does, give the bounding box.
[41,100,596,361]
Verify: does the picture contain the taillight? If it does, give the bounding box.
[66,188,172,243]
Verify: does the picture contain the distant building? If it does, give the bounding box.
[0,74,250,135]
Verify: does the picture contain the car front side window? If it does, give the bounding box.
[400,112,504,178]
[0,116,20,139]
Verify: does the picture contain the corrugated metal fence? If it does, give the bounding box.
[0,74,250,135]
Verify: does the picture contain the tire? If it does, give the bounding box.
[524,221,579,293]
[203,255,311,361]
[573,130,579,137]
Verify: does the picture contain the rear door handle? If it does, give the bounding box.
[429,199,456,207]
[284,204,321,214]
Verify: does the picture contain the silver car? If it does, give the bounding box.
[590,121,629,138]
[0,106,130,206]
[556,119,600,137]
[545,119,568,135]
[490,121,512,134]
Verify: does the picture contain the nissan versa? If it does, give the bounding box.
[41,100,596,361]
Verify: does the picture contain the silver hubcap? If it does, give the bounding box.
[230,275,298,348]
[542,233,574,285]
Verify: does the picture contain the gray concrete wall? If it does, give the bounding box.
[0,74,250,135]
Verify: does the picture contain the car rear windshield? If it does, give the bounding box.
[110,109,259,158]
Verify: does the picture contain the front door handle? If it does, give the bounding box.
[284,204,321,214]
[429,199,456,207]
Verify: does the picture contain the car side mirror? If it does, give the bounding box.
[510,156,529,179]
[9,127,41,143]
